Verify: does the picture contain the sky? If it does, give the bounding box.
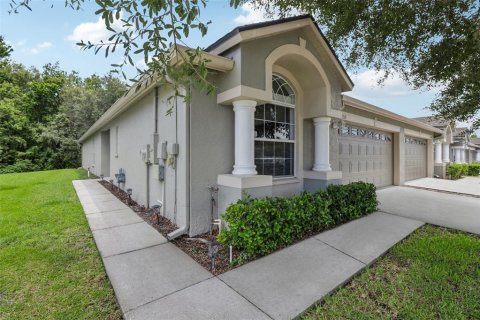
[0,1,450,122]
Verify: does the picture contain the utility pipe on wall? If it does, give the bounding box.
[167,87,191,240]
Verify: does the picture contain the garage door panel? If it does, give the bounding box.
[338,126,393,188]
[404,136,427,181]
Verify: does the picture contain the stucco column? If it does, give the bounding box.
[232,100,257,175]
[460,148,466,164]
[454,148,462,164]
[434,141,442,164]
[312,117,332,172]
[442,143,450,163]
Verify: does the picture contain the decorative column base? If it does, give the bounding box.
[434,163,447,179]
[217,174,273,216]
[303,170,342,192]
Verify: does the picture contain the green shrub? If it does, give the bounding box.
[0,159,39,174]
[467,163,480,176]
[447,163,480,179]
[218,182,378,260]
[326,181,378,224]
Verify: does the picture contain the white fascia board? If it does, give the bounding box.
[209,19,353,91]
[209,20,310,55]
[172,45,234,72]
[342,95,443,134]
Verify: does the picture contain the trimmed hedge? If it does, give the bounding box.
[326,182,378,224]
[467,163,480,176]
[447,163,480,179]
[218,181,378,261]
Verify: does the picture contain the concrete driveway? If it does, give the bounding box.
[377,186,480,235]
[405,177,480,197]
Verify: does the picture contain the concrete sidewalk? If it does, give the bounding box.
[73,179,423,320]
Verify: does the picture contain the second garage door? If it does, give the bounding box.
[338,125,393,187]
[405,136,427,181]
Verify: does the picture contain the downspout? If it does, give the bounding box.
[147,88,159,208]
[167,85,191,240]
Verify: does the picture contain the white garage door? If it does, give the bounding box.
[405,136,427,181]
[338,125,393,188]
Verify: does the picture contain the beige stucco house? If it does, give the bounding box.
[80,15,447,238]
[414,117,480,177]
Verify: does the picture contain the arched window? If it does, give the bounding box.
[254,74,295,177]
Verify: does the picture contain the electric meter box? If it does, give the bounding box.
[168,143,179,155]
[140,144,151,163]
[158,142,168,160]
[158,165,165,181]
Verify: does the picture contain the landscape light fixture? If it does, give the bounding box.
[151,204,162,224]
[126,188,133,205]
[207,240,220,271]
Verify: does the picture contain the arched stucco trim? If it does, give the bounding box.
[265,43,332,113]
[444,124,454,144]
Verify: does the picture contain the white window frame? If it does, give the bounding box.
[254,74,296,178]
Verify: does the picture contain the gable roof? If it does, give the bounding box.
[206,15,354,91]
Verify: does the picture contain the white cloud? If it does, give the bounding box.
[30,41,52,54]
[351,69,414,98]
[234,3,275,25]
[66,16,124,44]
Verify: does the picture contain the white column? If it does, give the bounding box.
[442,143,450,163]
[434,141,442,164]
[454,148,462,164]
[312,117,332,172]
[476,151,480,162]
[232,100,257,175]
[460,148,466,164]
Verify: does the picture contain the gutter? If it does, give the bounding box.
[342,95,444,134]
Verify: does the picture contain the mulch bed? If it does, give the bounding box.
[98,179,241,275]
[99,180,177,236]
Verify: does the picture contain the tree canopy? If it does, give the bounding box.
[246,0,480,128]
[0,37,126,173]
[8,0,480,128]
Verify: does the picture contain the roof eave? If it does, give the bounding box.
[79,46,234,143]
[342,95,444,134]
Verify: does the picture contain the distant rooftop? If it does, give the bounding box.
[412,116,450,128]
[470,137,480,145]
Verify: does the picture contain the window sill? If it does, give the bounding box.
[272,177,300,185]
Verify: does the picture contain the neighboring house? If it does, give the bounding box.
[414,117,480,177]
[80,15,445,238]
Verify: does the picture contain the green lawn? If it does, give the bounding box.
[303,226,480,320]
[0,169,121,320]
